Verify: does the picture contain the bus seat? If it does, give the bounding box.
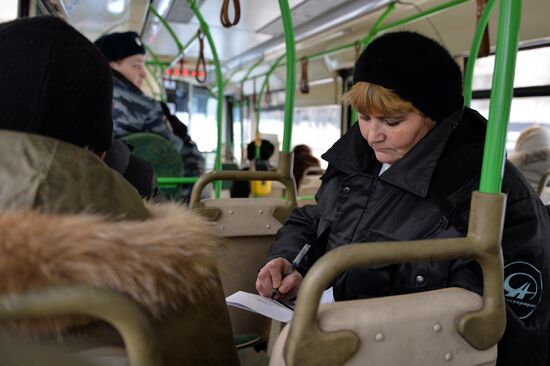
[298,167,324,197]
[269,288,497,366]
[202,197,286,346]
[121,133,184,199]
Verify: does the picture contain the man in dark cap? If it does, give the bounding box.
[257,31,550,366]
[95,31,205,200]
[0,16,148,220]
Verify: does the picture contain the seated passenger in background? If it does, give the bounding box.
[94,32,206,186]
[230,139,275,198]
[292,144,321,190]
[0,16,238,366]
[508,124,550,203]
[256,32,550,366]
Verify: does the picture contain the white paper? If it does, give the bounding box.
[226,291,293,323]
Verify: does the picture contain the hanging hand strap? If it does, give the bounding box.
[300,58,310,94]
[220,0,241,27]
[476,0,490,58]
[195,30,207,83]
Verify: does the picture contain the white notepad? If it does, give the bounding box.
[226,291,294,323]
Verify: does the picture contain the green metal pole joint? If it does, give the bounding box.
[187,0,224,198]
[479,0,522,194]
[464,0,497,107]
[279,0,296,153]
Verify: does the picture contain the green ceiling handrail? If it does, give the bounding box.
[479,0,522,194]
[235,0,468,86]
[464,0,497,107]
[187,0,224,198]
[149,4,184,52]
[278,0,296,153]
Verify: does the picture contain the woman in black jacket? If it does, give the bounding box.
[256,32,550,366]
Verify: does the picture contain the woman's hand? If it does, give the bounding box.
[256,258,303,300]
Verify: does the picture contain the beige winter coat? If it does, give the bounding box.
[0,131,239,365]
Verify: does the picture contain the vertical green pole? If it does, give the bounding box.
[188,0,224,198]
[479,0,521,194]
[464,0,496,107]
[278,0,296,153]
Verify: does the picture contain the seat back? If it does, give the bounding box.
[121,133,184,199]
[203,197,285,342]
[270,192,506,366]
[269,288,496,366]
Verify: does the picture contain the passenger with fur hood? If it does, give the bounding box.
[508,125,550,203]
[0,16,239,365]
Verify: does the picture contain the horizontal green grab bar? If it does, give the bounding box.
[157,177,200,184]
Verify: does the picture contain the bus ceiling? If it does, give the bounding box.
[26,0,550,84]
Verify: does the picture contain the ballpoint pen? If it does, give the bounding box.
[271,243,311,299]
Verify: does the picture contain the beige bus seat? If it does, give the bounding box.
[190,152,298,348]
[298,167,324,198]
[270,288,496,366]
[202,197,286,345]
[269,192,506,366]
[0,286,161,366]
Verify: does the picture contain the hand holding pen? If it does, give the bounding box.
[270,244,310,299]
[256,244,311,300]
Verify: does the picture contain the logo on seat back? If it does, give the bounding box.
[503,261,542,319]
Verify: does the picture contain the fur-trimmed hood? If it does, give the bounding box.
[508,147,550,167]
[0,202,223,333]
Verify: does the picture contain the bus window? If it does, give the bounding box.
[260,105,341,169]
[470,45,550,151]
[0,0,17,22]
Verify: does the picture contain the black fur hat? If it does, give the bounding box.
[94,31,145,62]
[0,16,113,152]
[353,31,464,122]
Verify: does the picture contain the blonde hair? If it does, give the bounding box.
[342,82,422,116]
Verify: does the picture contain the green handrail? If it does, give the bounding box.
[464,0,497,107]
[479,0,521,193]
[157,177,200,185]
[234,0,466,85]
[360,3,396,48]
[149,5,184,51]
[188,0,224,198]
[278,0,296,153]
[168,33,199,69]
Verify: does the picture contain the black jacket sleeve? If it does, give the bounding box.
[267,204,322,275]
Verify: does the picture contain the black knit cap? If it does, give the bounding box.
[94,31,145,62]
[353,31,464,122]
[0,16,113,152]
